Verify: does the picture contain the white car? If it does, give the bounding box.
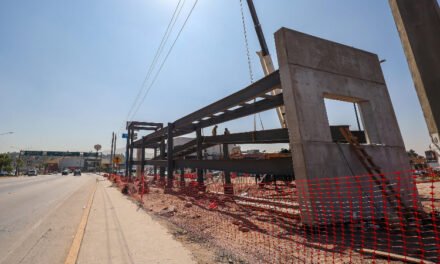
[27,169,38,176]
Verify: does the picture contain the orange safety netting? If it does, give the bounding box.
[104,170,440,263]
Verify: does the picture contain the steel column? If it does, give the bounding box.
[129,129,134,179]
[159,137,166,181]
[141,144,145,178]
[196,128,204,187]
[222,142,233,195]
[166,123,174,188]
[180,166,185,187]
[153,147,157,177]
[113,134,117,172]
[125,128,130,177]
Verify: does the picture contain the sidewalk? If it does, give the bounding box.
[77,177,195,264]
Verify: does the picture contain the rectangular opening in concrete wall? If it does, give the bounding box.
[324,98,367,143]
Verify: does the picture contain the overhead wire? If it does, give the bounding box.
[124,0,186,124]
[129,0,199,120]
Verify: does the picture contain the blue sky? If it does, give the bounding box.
[0,0,432,155]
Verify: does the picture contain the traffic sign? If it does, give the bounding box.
[64,152,80,157]
[22,151,43,156]
[83,152,99,157]
[113,156,122,164]
[94,144,102,151]
[46,151,80,157]
[122,133,128,139]
[46,151,64,157]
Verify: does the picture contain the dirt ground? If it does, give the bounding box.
[106,174,439,264]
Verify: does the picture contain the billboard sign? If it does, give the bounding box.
[83,152,98,157]
[22,151,44,156]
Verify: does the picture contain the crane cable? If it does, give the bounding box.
[239,0,264,131]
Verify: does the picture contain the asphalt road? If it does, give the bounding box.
[0,173,97,264]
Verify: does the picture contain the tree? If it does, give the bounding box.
[407,149,419,158]
[16,158,24,169]
[0,154,13,172]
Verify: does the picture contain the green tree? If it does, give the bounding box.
[407,149,418,158]
[16,158,24,169]
[0,154,13,172]
[4,164,14,173]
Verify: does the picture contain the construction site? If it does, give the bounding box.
[102,1,440,263]
[1,0,439,263]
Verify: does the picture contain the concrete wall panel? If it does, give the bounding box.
[276,28,415,225]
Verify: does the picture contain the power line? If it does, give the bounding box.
[124,0,185,123]
[129,0,199,120]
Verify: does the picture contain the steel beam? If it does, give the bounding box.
[204,128,289,144]
[127,121,163,128]
[173,139,197,154]
[174,143,216,158]
[174,158,294,175]
[132,141,159,149]
[132,160,167,167]
[174,71,280,129]
[172,128,289,158]
[194,94,283,129]
[136,93,284,149]
[132,71,281,146]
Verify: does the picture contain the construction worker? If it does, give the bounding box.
[224,128,230,135]
[212,125,218,136]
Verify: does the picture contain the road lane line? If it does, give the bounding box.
[0,175,96,264]
[64,181,97,264]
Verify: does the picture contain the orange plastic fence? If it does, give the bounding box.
[105,170,440,263]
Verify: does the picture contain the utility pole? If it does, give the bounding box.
[110,132,115,173]
[113,133,117,173]
[15,150,22,176]
[245,0,286,128]
[125,123,130,177]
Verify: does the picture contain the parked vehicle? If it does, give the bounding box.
[27,169,38,176]
[0,171,9,176]
[73,169,81,176]
[62,169,69,176]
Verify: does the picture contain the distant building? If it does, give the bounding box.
[58,157,84,170]
[425,149,439,169]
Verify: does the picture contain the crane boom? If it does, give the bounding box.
[246,0,286,128]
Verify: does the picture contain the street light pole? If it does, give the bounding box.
[16,150,22,176]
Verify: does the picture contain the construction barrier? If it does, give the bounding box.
[105,170,440,263]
